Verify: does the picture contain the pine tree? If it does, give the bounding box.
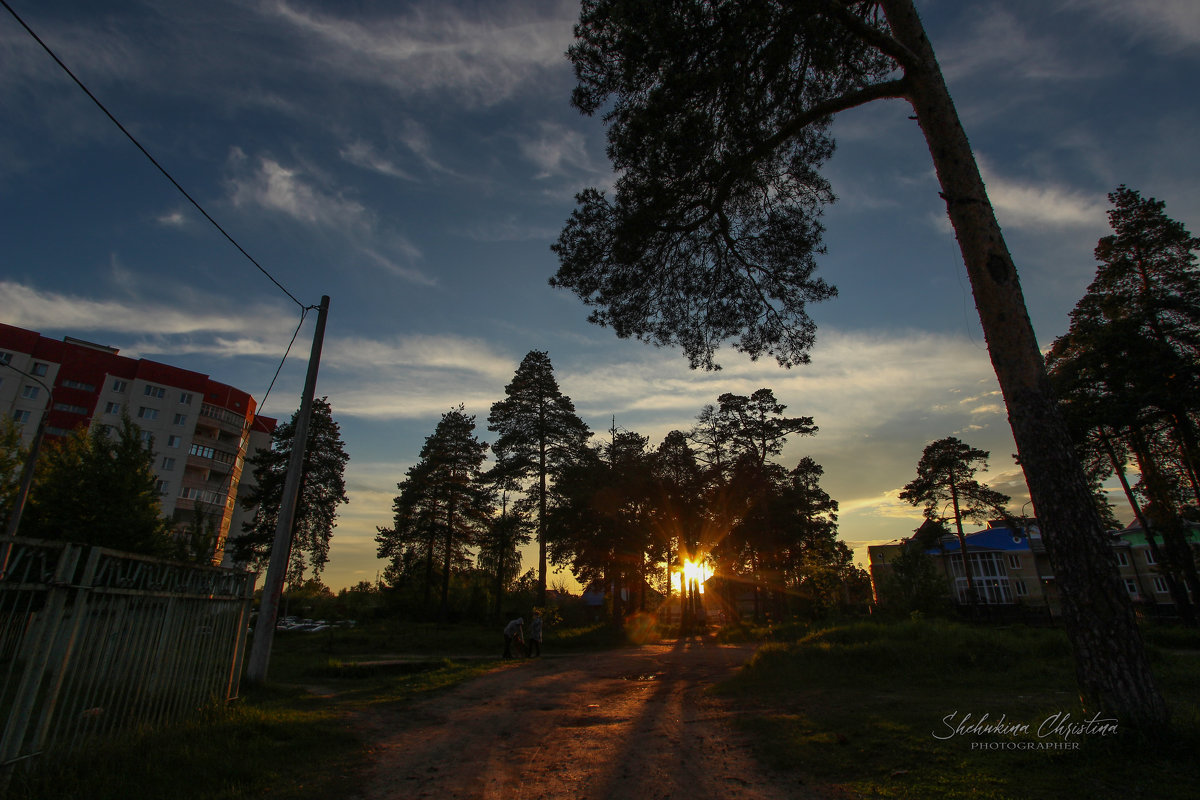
[234,397,349,585]
[488,351,592,605]
[900,437,1011,606]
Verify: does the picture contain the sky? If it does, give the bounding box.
[2,0,1198,592]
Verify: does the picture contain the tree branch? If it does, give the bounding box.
[710,77,910,212]
[820,1,922,71]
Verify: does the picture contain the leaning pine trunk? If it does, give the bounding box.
[882,0,1167,726]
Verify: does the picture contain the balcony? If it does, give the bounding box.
[199,403,249,435]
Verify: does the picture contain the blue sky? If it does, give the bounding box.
[2,0,1198,591]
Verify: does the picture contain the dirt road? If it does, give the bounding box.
[351,635,812,800]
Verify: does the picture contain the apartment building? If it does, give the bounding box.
[0,322,275,562]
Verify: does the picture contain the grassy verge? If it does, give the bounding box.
[716,618,1200,799]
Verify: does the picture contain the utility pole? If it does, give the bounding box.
[246,295,329,685]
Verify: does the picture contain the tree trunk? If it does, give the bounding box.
[439,497,455,625]
[538,419,548,607]
[1127,426,1200,626]
[947,469,978,607]
[882,0,1167,726]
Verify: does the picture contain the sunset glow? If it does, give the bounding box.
[675,559,711,594]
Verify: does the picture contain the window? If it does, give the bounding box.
[180,391,193,404]
[140,430,154,444]
[21,385,40,399]
[173,413,187,426]
[1124,579,1139,597]
[949,553,1013,604]
[156,480,169,495]
[105,402,121,414]
[144,384,166,399]
[1153,576,1169,594]
[189,443,216,459]
[32,363,48,377]
[1115,551,1129,567]
[12,410,31,424]
[1014,580,1028,597]
[1145,549,1157,566]
[1007,554,1021,570]
[112,379,128,392]
[52,403,88,414]
[62,379,96,391]
[162,457,176,471]
[167,435,181,448]
[137,407,159,420]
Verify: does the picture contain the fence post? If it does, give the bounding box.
[0,542,81,769]
[28,546,100,759]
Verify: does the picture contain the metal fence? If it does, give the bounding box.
[0,536,255,774]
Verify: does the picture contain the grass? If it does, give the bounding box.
[10,615,1197,799]
[4,618,579,800]
[715,617,1200,800]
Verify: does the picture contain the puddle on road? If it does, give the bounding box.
[618,672,665,682]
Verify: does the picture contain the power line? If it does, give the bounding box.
[0,0,306,310]
[258,306,312,415]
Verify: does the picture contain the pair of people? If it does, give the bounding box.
[502,610,543,658]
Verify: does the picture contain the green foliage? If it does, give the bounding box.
[880,541,951,615]
[0,414,27,524]
[234,397,349,584]
[21,416,172,554]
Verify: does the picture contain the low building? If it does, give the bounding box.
[1,322,274,563]
[870,518,1200,619]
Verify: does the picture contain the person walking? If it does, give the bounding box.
[528,610,543,657]
[503,616,524,659]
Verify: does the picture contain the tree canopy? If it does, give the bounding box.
[22,416,172,555]
[235,397,349,585]
[488,350,592,605]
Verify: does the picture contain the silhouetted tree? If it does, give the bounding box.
[488,351,592,605]
[552,0,1165,724]
[235,397,349,585]
[900,437,1011,605]
[475,442,532,618]
[378,406,491,622]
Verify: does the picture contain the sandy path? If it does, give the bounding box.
[350,635,812,800]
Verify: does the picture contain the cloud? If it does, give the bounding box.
[518,122,596,180]
[0,280,298,338]
[940,8,1108,82]
[1068,0,1200,50]
[156,209,188,227]
[226,150,371,229]
[978,164,1108,231]
[339,140,416,181]
[359,247,436,286]
[266,0,576,107]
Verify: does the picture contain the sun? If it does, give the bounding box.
[674,558,711,593]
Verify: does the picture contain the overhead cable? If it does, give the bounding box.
[0,0,307,310]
